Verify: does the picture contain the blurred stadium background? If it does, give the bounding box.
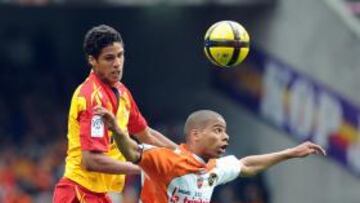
[0,0,360,202]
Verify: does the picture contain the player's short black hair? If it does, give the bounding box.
[83,24,123,59]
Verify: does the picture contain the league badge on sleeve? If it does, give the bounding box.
[91,115,105,137]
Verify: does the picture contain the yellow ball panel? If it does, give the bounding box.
[204,49,221,66]
[234,47,250,66]
[208,22,234,41]
[229,21,250,42]
[209,47,234,67]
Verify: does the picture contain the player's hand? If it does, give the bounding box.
[287,141,326,158]
[93,106,120,132]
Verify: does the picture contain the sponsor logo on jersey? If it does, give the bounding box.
[208,173,218,186]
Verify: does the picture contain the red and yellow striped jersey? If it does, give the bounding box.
[64,72,147,193]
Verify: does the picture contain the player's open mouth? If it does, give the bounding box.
[219,144,228,153]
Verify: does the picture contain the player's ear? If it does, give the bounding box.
[88,55,96,67]
[190,129,201,142]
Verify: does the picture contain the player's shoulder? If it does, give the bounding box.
[213,155,240,172]
[142,144,181,159]
[75,76,98,98]
[215,155,239,165]
[143,144,174,153]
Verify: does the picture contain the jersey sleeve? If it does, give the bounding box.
[138,145,173,183]
[76,86,109,152]
[123,88,148,134]
[215,155,242,185]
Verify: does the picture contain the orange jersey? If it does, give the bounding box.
[64,72,147,193]
[139,144,241,203]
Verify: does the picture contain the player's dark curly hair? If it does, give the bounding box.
[83,24,123,59]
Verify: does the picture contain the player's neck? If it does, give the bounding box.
[196,153,210,163]
[187,144,210,163]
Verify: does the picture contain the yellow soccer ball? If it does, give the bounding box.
[204,20,250,68]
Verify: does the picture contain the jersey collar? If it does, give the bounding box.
[89,71,122,113]
[180,144,207,165]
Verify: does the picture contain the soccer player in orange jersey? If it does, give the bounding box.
[94,107,326,203]
[53,25,177,203]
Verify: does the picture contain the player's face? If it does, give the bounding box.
[198,117,229,160]
[91,42,124,86]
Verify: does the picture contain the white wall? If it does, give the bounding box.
[250,0,360,104]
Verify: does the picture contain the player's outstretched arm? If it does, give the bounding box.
[239,141,326,177]
[93,106,141,163]
[135,127,178,149]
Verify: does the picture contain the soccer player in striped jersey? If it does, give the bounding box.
[95,107,326,203]
[53,24,177,203]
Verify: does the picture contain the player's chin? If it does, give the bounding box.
[109,75,121,83]
[214,150,224,158]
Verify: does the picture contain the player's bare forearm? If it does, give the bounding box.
[239,141,326,177]
[93,106,141,163]
[82,151,140,174]
[112,125,141,162]
[136,127,177,149]
[239,150,290,177]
